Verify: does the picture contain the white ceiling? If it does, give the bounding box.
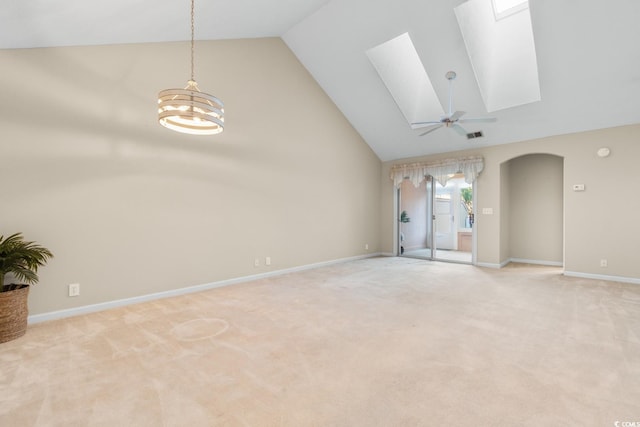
[0,0,331,48]
[3,0,640,161]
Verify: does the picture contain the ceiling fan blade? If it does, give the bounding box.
[410,120,441,130]
[419,124,444,136]
[449,111,466,121]
[459,117,497,123]
[452,124,468,136]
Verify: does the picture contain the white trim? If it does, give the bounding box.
[563,271,640,285]
[478,260,639,285]
[476,262,506,269]
[509,258,563,267]
[479,258,562,269]
[28,253,382,324]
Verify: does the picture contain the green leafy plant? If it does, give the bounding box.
[460,187,473,215]
[0,233,53,291]
[400,210,411,223]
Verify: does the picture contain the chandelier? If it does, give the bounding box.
[157,0,224,135]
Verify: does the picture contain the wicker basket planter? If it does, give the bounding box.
[1,232,52,343]
[0,285,30,343]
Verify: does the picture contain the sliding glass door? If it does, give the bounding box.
[398,174,473,264]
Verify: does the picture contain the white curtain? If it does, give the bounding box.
[390,156,484,187]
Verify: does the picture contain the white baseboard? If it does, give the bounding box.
[28,253,382,324]
[476,259,510,269]
[476,262,501,269]
[477,260,640,285]
[478,258,562,269]
[509,258,564,267]
[563,271,640,285]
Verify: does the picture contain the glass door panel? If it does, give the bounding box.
[433,174,473,263]
[398,178,432,259]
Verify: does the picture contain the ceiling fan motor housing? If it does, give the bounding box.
[411,71,496,137]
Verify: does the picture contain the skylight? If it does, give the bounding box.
[366,33,444,127]
[455,0,540,112]
[492,0,528,20]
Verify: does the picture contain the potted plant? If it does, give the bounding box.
[399,210,410,254]
[460,187,474,227]
[0,233,53,343]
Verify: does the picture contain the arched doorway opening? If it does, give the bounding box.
[500,153,564,266]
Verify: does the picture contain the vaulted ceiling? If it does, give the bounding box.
[3,0,639,161]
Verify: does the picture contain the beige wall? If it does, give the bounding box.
[0,38,382,315]
[499,161,511,263]
[507,154,563,264]
[381,124,640,280]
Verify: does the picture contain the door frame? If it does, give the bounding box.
[395,175,476,265]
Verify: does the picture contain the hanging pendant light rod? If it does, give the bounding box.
[157,0,224,136]
[190,0,195,83]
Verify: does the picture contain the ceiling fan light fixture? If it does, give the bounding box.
[157,0,224,136]
[411,71,497,139]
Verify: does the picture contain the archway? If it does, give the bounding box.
[501,153,564,266]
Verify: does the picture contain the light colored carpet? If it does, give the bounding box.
[1,257,639,426]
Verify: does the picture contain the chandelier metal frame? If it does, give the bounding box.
[158,0,224,135]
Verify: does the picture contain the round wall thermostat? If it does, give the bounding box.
[597,147,610,158]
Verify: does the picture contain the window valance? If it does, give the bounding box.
[390,156,484,187]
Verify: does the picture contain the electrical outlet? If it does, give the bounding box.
[600,259,608,267]
[365,244,369,250]
[265,257,271,266]
[68,283,80,297]
[254,258,260,267]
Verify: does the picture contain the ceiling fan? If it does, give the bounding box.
[411,71,496,137]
